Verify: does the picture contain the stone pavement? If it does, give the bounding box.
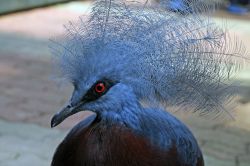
[0,0,70,15]
[0,1,250,166]
[0,120,66,166]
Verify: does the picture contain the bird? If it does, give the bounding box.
[50,0,246,165]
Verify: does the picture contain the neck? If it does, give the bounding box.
[97,100,143,131]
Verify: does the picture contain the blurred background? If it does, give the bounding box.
[0,0,249,166]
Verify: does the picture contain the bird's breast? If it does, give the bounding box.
[51,119,203,166]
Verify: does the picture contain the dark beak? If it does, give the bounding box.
[51,102,83,128]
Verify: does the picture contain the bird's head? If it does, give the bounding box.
[51,76,140,127]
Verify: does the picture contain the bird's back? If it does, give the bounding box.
[51,114,204,166]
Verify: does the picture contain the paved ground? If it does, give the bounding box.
[0,1,250,166]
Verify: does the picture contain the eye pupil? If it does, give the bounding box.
[95,83,106,93]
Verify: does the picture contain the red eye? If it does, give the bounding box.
[95,82,106,93]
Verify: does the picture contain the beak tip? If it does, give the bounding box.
[51,104,74,128]
[51,122,56,128]
[51,115,58,128]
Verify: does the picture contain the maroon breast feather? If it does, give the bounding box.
[51,118,204,166]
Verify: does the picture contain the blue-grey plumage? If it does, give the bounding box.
[51,73,204,166]
[50,0,247,165]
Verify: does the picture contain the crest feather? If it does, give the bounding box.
[51,0,248,118]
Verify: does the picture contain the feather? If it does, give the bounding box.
[51,0,248,119]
